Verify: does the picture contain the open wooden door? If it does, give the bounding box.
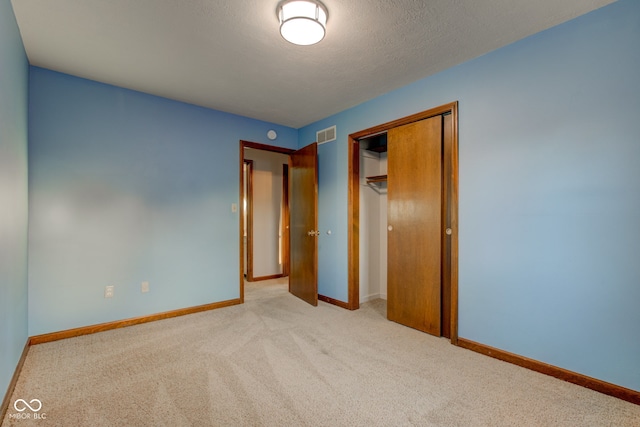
[289,143,318,306]
[387,116,442,335]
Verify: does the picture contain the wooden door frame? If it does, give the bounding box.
[281,164,290,276]
[239,141,295,303]
[244,159,255,281]
[347,101,460,344]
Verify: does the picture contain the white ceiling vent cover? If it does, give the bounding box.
[316,125,336,144]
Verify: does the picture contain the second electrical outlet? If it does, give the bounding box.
[141,281,149,293]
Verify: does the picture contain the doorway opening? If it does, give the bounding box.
[239,140,319,306]
[347,102,459,343]
[240,141,294,302]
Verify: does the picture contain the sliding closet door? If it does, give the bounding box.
[387,116,442,336]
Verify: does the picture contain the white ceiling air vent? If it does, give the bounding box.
[316,125,336,144]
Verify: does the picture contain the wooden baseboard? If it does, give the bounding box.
[457,338,640,406]
[318,294,351,310]
[251,274,284,282]
[1,339,30,421]
[29,298,242,345]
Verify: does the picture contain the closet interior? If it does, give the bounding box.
[358,133,388,303]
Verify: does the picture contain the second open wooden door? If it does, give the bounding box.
[289,143,319,306]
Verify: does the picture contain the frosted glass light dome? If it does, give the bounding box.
[277,0,328,46]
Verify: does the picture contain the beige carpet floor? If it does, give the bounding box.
[3,278,639,426]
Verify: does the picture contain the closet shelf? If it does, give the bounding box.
[366,175,388,184]
[366,145,387,153]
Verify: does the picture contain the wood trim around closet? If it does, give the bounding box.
[348,136,360,310]
[347,101,459,341]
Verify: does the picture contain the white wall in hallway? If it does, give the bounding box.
[245,149,289,278]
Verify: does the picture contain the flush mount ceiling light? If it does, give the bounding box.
[277,0,328,46]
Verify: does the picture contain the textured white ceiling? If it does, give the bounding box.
[10,0,616,128]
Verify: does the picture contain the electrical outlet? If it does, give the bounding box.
[105,285,114,298]
[141,281,149,293]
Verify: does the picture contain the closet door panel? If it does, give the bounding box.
[387,116,442,336]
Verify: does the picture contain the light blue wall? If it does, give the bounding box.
[300,0,640,391]
[0,0,29,402]
[28,68,297,336]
